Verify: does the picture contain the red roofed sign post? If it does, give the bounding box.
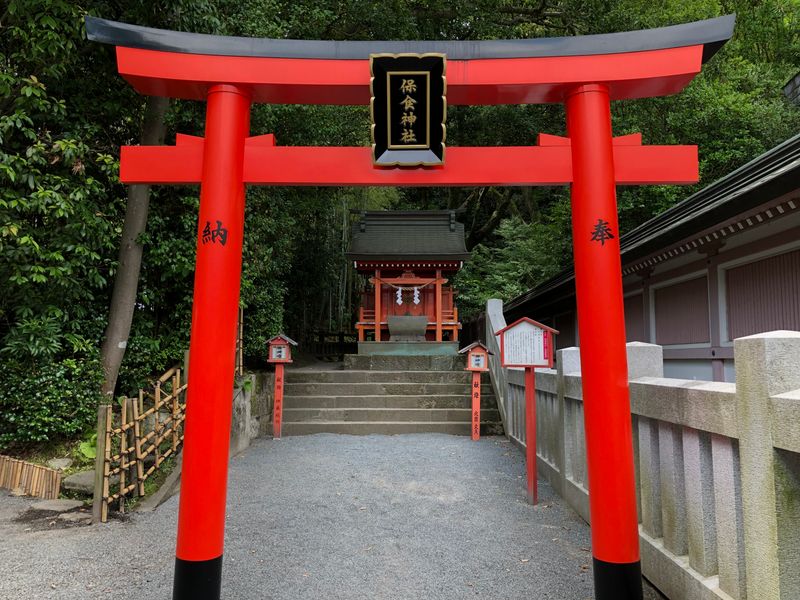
[495,318,558,505]
[86,13,734,600]
[459,342,491,441]
[266,334,297,439]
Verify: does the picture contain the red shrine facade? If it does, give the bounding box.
[347,211,470,343]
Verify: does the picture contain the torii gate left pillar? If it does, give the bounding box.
[86,14,734,600]
[172,84,250,598]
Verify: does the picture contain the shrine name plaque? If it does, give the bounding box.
[370,53,446,166]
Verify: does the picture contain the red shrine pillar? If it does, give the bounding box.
[173,84,251,600]
[566,84,642,599]
[374,269,381,341]
[435,268,443,342]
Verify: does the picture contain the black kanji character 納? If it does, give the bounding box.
[201,220,229,246]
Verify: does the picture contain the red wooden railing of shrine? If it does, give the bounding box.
[356,289,460,342]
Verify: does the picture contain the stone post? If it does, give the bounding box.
[485,299,508,428]
[734,331,800,600]
[625,342,663,379]
[559,346,582,376]
[554,347,581,498]
[556,346,589,519]
[626,342,663,527]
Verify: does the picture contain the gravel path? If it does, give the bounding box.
[1,434,663,599]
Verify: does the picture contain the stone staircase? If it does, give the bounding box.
[277,356,504,436]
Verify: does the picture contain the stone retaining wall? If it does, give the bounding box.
[230,371,274,456]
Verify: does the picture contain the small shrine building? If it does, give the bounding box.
[347,210,470,346]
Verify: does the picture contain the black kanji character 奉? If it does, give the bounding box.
[590,218,615,246]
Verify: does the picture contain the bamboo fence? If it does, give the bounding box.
[96,320,243,522]
[0,455,61,499]
[98,366,187,522]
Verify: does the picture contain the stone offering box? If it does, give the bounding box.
[388,315,429,341]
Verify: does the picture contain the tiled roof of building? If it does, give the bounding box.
[347,210,470,262]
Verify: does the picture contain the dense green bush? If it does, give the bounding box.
[0,357,103,448]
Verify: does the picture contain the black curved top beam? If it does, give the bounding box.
[85,14,734,63]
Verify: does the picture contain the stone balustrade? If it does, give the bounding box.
[485,300,800,600]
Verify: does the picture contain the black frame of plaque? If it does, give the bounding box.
[370,53,446,166]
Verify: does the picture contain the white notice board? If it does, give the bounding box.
[469,353,487,370]
[500,320,550,367]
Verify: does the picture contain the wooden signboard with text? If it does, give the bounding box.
[495,318,558,504]
[498,318,554,369]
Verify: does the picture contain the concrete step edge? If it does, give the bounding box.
[273,421,506,436]
[283,394,496,399]
[283,400,498,410]
[283,411,501,423]
[279,420,503,425]
[284,385,494,391]
[283,407,492,411]
[284,382,493,385]
[287,370,469,375]
[282,412,500,415]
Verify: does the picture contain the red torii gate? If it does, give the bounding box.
[87,14,734,600]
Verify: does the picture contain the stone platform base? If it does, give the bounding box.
[357,341,459,356]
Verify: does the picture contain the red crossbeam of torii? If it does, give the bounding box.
[87,14,734,600]
[121,131,697,186]
[105,21,714,188]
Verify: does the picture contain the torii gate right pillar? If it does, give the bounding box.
[567,84,641,597]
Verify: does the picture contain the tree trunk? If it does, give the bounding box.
[100,96,170,399]
[466,188,510,249]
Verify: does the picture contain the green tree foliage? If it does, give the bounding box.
[1,0,798,447]
[599,0,800,231]
[1,1,119,446]
[0,0,219,445]
[457,203,573,316]
[452,0,800,315]
[1,3,117,358]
